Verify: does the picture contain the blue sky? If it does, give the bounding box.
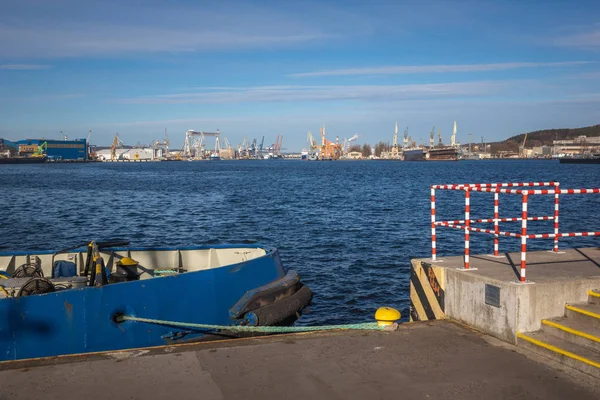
[1,0,599,151]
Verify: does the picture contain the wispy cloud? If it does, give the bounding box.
[119,81,519,104]
[289,61,592,77]
[553,28,600,49]
[570,71,600,79]
[0,93,83,102]
[0,64,50,70]
[0,2,335,58]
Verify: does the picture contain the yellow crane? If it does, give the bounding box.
[110,134,124,160]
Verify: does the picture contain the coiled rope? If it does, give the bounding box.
[117,315,389,333]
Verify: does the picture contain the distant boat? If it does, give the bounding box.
[426,147,460,161]
[402,148,425,161]
[461,153,481,160]
[559,155,600,164]
[0,156,47,164]
[426,121,460,161]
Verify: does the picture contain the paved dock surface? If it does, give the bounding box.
[434,247,600,283]
[1,321,599,400]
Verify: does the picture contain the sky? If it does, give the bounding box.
[1,0,600,151]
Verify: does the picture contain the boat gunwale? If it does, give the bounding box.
[0,244,269,257]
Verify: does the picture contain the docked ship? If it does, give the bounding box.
[400,127,425,161]
[0,155,47,164]
[426,122,460,161]
[559,154,600,164]
[0,241,312,361]
[402,148,425,161]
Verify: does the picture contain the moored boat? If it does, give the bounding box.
[559,155,600,164]
[0,241,312,362]
[426,146,460,161]
[0,156,47,164]
[402,148,425,161]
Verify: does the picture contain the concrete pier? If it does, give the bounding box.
[1,321,599,400]
[410,247,600,378]
[410,247,600,343]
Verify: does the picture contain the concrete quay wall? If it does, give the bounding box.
[410,247,600,344]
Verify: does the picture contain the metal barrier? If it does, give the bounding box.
[431,182,599,282]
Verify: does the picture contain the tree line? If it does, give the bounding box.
[348,142,392,157]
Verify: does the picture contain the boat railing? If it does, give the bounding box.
[430,181,600,282]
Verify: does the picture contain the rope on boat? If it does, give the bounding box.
[153,269,178,275]
[117,315,390,333]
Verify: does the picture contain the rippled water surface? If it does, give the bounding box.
[1,160,598,325]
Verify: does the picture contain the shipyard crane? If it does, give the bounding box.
[86,129,95,160]
[110,134,124,161]
[238,136,249,159]
[32,141,47,157]
[307,131,315,149]
[258,136,265,158]
[403,127,409,149]
[249,138,257,158]
[429,126,435,149]
[307,131,319,157]
[437,128,443,147]
[223,137,234,159]
[390,122,400,158]
[520,132,529,157]
[184,129,220,158]
[150,129,170,160]
[212,136,222,158]
[274,134,283,156]
[451,121,457,147]
[318,125,343,160]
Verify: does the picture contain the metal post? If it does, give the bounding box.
[464,188,471,269]
[554,183,560,252]
[494,191,499,256]
[520,193,528,282]
[431,188,437,261]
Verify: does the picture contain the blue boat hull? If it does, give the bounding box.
[0,246,307,362]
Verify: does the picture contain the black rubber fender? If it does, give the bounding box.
[245,285,313,326]
[230,270,301,319]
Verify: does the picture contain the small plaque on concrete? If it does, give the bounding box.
[485,284,501,308]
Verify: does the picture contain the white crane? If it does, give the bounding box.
[184,129,220,158]
[451,121,457,147]
[429,126,435,149]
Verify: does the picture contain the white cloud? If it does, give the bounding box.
[553,29,600,48]
[0,2,334,58]
[119,81,518,104]
[0,93,83,102]
[289,61,592,77]
[0,64,50,70]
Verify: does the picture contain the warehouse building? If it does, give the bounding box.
[0,138,88,160]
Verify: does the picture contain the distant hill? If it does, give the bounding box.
[488,124,600,153]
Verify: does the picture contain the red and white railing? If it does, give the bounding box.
[431,182,599,282]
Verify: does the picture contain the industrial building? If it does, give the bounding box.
[0,138,88,160]
[553,136,600,156]
[96,147,163,161]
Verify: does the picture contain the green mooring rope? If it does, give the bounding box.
[118,315,386,333]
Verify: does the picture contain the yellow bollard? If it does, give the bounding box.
[374,307,401,327]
